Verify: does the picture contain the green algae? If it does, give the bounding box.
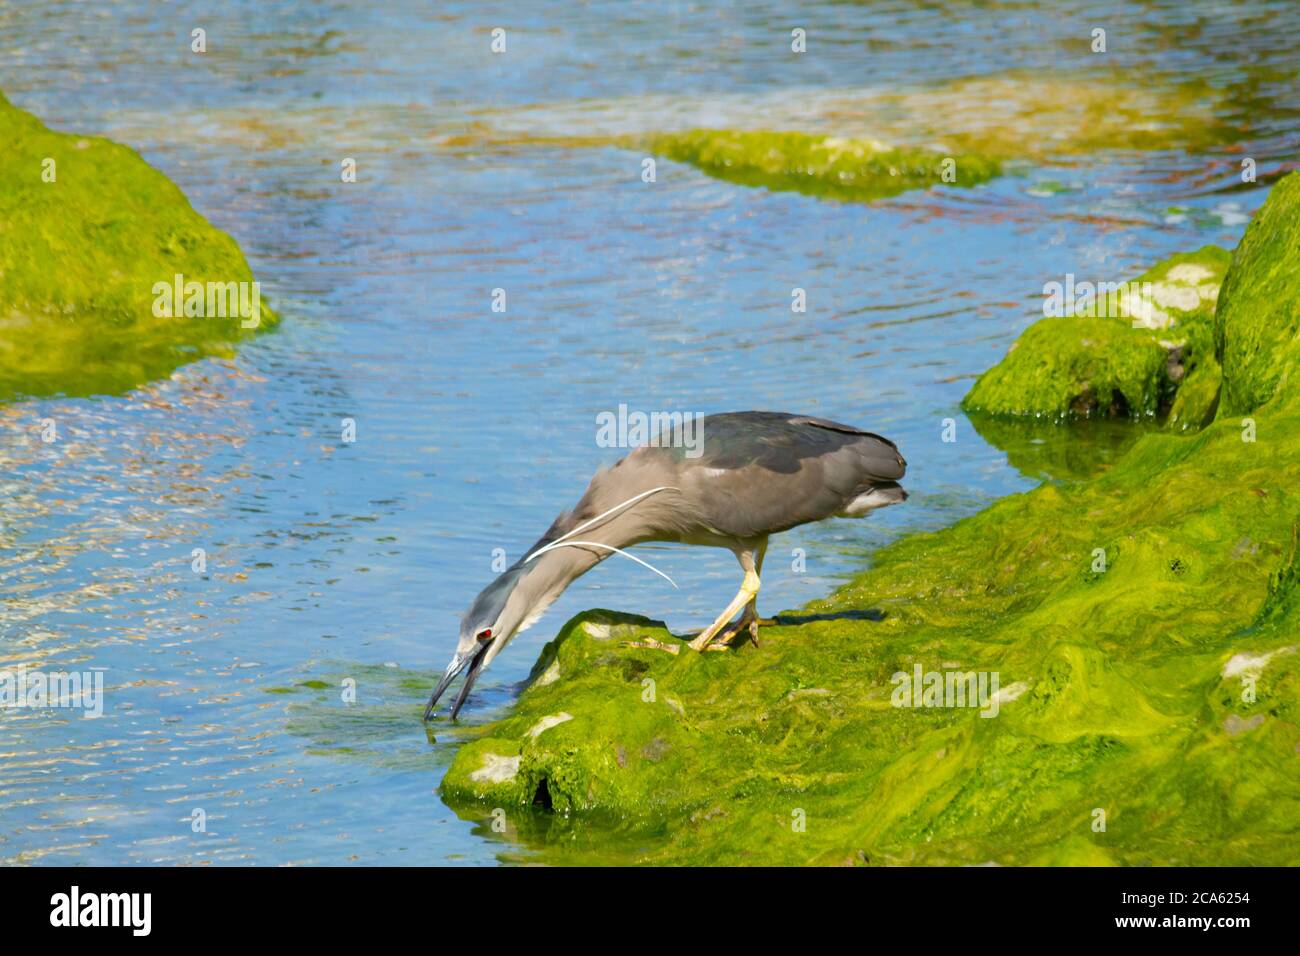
[962,246,1231,423]
[0,91,276,403]
[963,317,1172,421]
[636,129,1000,203]
[1216,173,1300,417]
[278,662,460,772]
[440,177,1300,866]
[1167,360,1222,432]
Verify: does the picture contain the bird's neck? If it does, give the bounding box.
[495,542,597,639]
[514,514,645,615]
[524,527,625,586]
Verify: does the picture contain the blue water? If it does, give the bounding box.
[1,1,1296,864]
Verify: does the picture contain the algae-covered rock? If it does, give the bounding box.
[433,71,1236,174]
[964,317,1172,420]
[1216,171,1300,416]
[640,129,1000,203]
[962,246,1231,423]
[441,611,705,816]
[1166,359,1222,431]
[0,90,276,402]
[430,73,1239,210]
[441,184,1300,866]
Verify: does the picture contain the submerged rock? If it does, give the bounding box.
[638,128,1000,202]
[431,72,1237,176]
[0,91,276,402]
[864,73,1237,162]
[424,73,1245,211]
[962,245,1231,424]
[441,176,1300,865]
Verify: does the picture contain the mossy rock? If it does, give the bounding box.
[1216,171,1300,416]
[962,246,1231,423]
[0,90,276,402]
[441,611,705,817]
[963,316,1172,420]
[441,182,1300,865]
[1166,358,1222,431]
[639,129,1000,203]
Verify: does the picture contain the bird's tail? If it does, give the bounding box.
[840,481,908,516]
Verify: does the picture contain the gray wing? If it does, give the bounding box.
[645,411,907,540]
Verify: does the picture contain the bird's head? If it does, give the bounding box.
[423,484,675,720]
[424,564,534,721]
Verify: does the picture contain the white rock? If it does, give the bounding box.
[470,752,521,784]
[1222,646,1295,679]
[527,712,574,739]
[991,681,1030,706]
[534,658,561,687]
[1165,263,1214,285]
[1152,282,1202,313]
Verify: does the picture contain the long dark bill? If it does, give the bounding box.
[448,641,492,721]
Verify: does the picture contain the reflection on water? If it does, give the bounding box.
[967,415,1147,484]
[1,0,1297,865]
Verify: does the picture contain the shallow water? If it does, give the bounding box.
[1,1,1297,864]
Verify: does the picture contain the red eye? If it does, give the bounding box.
[478,628,493,642]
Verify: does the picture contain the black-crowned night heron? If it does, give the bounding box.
[425,411,907,719]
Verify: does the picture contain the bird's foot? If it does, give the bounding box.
[712,614,762,649]
[687,626,719,652]
[688,571,761,651]
[688,612,765,651]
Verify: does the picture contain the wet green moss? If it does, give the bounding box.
[964,317,1172,420]
[1216,172,1300,416]
[638,129,1000,202]
[0,91,276,402]
[962,246,1231,422]
[1166,360,1222,432]
[441,612,708,818]
[441,177,1300,865]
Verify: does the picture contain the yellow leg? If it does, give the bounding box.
[690,569,760,651]
[738,541,768,646]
